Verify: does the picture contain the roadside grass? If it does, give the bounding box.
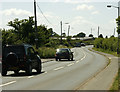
[110,69,119,91]
[34,45,69,59]
[92,47,119,91]
[92,47,119,57]
[38,47,56,58]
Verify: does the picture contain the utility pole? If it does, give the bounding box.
[34,0,38,49]
[68,25,70,37]
[60,21,62,44]
[98,26,99,38]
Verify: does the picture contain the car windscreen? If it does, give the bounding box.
[57,49,68,53]
[3,46,24,58]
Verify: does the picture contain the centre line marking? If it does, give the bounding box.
[54,67,64,71]
[67,63,74,66]
[0,81,16,87]
[76,60,79,63]
[28,76,34,78]
[75,50,86,64]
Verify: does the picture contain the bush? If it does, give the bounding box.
[38,47,56,58]
[94,37,119,53]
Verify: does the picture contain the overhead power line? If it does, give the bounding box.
[36,3,53,25]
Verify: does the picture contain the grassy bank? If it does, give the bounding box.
[93,47,119,90]
[34,45,68,59]
[110,69,119,91]
[92,47,118,57]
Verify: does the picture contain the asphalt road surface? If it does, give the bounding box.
[0,46,118,90]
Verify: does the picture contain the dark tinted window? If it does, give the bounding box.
[27,47,35,55]
[57,49,69,53]
[3,46,24,57]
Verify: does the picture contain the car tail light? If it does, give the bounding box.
[55,54,57,56]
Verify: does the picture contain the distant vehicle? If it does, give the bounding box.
[55,48,74,61]
[2,44,42,76]
[81,43,86,46]
[74,43,81,47]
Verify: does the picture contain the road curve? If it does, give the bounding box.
[1,46,110,90]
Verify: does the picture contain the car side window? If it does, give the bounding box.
[68,49,71,53]
[27,47,35,56]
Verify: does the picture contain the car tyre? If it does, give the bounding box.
[68,57,70,61]
[14,70,19,75]
[36,62,41,74]
[2,69,7,76]
[26,64,32,76]
[71,57,73,61]
[56,58,58,61]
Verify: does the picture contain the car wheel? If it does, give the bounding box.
[71,57,73,61]
[26,64,32,76]
[36,62,41,74]
[56,58,58,61]
[14,70,19,75]
[68,58,70,61]
[2,69,7,76]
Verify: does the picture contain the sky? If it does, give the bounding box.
[0,0,120,37]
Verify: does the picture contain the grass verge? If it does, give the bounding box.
[34,45,69,59]
[110,69,119,91]
[93,47,119,91]
[92,47,119,57]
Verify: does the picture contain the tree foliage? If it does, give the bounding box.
[94,37,118,52]
[73,32,86,37]
[116,16,120,34]
[2,17,58,47]
[89,34,93,37]
[98,34,103,38]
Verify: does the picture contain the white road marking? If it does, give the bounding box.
[44,71,47,74]
[28,76,34,79]
[0,81,16,87]
[76,60,79,63]
[54,67,64,71]
[67,63,74,66]
[76,49,86,63]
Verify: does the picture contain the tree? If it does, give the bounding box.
[74,32,86,37]
[98,34,103,38]
[116,16,120,34]
[89,34,93,37]
[105,36,108,39]
[7,17,35,45]
[2,17,56,47]
[62,33,66,37]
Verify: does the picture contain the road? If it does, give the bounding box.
[0,46,118,90]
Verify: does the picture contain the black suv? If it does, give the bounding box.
[2,44,42,76]
[55,48,74,61]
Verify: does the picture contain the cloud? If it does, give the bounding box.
[76,4,94,11]
[0,8,61,30]
[109,19,116,24]
[0,8,33,16]
[91,11,99,15]
[64,0,80,4]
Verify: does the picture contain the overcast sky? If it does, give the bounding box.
[0,0,120,37]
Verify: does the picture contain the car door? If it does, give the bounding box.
[68,49,72,59]
[27,47,37,68]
